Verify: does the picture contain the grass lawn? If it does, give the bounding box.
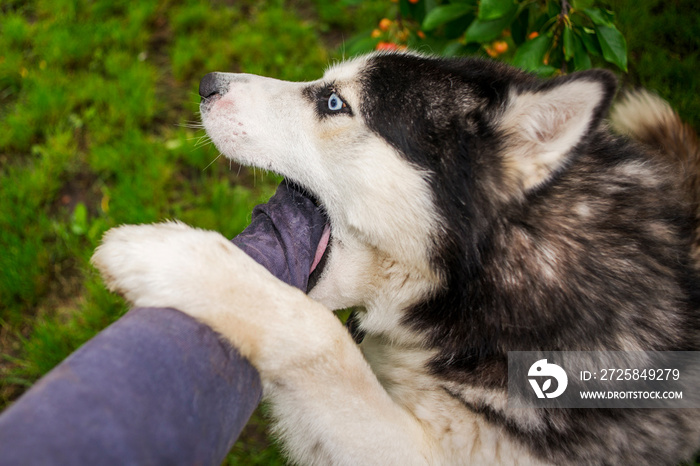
[0,0,697,464]
[0,0,385,463]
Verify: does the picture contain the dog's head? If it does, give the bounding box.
[199,52,616,316]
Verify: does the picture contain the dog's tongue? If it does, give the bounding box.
[232,180,329,293]
[310,224,331,273]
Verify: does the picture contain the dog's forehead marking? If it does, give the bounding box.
[323,55,371,82]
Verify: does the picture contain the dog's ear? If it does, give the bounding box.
[499,70,616,192]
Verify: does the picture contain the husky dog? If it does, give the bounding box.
[92,52,700,465]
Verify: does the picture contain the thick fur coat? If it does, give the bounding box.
[93,52,700,465]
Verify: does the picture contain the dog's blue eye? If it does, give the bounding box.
[328,93,344,111]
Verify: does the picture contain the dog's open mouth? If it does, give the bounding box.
[282,179,331,290]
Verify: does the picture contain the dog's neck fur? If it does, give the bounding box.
[309,223,442,344]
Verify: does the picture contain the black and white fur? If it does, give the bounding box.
[93,52,700,465]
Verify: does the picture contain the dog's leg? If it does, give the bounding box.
[92,222,431,466]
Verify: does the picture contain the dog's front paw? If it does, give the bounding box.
[91,222,240,310]
[92,221,336,371]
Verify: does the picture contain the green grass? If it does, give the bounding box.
[0,0,697,464]
[0,0,381,463]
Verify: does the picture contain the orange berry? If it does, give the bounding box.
[493,40,508,54]
[408,0,419,3]
[528,31,539,40]
[379,18,392,31]
[371,29,382,39]
[376,41,399,51]
[417,30,426,39]
[485,46,498,58]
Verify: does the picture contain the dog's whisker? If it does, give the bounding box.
[180,119,205,126]
[202,152,223,172]
[193,135,213,148]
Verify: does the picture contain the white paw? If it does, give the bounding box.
[91,221,247,312]
[92,221,336,370]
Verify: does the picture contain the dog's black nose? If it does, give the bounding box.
[199,72,221,99]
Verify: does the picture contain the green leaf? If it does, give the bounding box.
[442,41,466,56]
[445,11,476,39]
[571,34,592,70]
[464,4,517,43]
[512,34,550,71]
[532,11,549,32]
[596,24,627,71]
[579,29,601,56]
[422,3,473,32]
[510,6,530,45]
[478,0,514,21]
[546,0,560,18]
[583,8,614,27]
[563,26,574,61]
[532,64,558,77]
